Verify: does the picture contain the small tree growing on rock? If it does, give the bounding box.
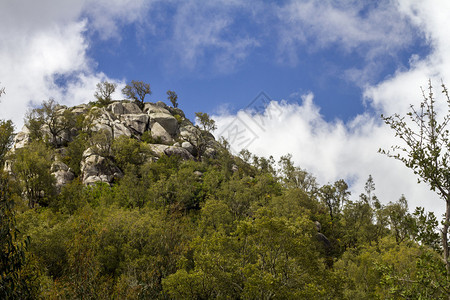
[167,90,178,108]
[94,81,117,106]
[122,80,151,108]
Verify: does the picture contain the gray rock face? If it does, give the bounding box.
[181,141,195,154]
[51,161,75,190]
[112,121,132,138]
[179,124,201,144]
[13,125,31,150]
[108,101,142,115]
[150,122,173,144]
[81,148,122,185]
[149,112,178,136]
[147,144,169,157]
[120,114,149,134]
[71,104,89,115]
[164,146,194,160]
[143,103,170,114]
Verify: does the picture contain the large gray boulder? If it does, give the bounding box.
[150,122,173,144]
[112,121,132,138]
[149,113,178,136]
[51,161,75,190]
[13,125,31,150]
[71,104,90,115]
[143,103,170,114]
[120,114,149,135]
[181,141,195,155]
[81,148,122,185]
[164,146,194,160]
[108,101,142,115]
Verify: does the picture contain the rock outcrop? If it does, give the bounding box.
[13,100,220,187]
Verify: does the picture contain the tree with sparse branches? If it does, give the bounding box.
[26,98,75,147]
[167,90,178,108]
[195,112,217,132]
[122,80,151,106]
[94,81,117,106]
[380,79,450,280]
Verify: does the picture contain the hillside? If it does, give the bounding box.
[1,97,449,299]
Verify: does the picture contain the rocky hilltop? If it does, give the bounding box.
[12,100,219,188]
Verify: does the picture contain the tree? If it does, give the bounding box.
[122,80,151,106]
[0,119,14,166]
[167,90,178,108]
[319,179,350,220]
[380,80,450,279]
[12,141,55,207]
[195,112,216,132]
[0,152,35,299]
[94,81,117,106]
[26,98,75,147]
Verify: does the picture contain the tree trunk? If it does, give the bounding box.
[444,200,450,281]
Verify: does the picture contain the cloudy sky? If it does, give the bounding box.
[1,0,449,216]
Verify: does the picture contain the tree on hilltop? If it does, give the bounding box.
[94,81,117,106]
[122,80,151,107]
[167,90,178,108]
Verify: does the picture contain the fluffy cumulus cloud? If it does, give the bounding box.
[214,0,450,216]
[0,0,144,128]
[213,95,441,216]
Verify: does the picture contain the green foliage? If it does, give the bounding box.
[122,80,151,106]
[12,141,56,208]
[167,90,178,108]
[94,81,117,106]
[0,171,35,299]
[62,133,88,176]
[4,90,450,298]
[25,98,75,147]
[195,111,217,132]
[141,130,163,144]
[381,80,450,278]
[111,135,149,170]
[0,119,14,166]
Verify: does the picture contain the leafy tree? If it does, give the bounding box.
[278,154,318,195]
[12,141,55,207]
[380,80,450,277]
[122,80,151,106]
[319,179,350,220]
[195,112,216,132]
[94,81,117,106]
[167,90,178,108]
[0,119,14,166]
[0,166,34,299]
[26,98,75,147]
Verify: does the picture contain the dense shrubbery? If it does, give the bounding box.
[1,87,449,298]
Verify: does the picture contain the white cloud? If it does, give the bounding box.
[168,1,259,73]
[0,0,149,129]
[275,0,419,82]
[213,95,442,216]
[213,0,450,218]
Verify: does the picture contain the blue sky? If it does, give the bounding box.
[1,0,450,215]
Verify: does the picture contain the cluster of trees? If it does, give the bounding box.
[1,81,450,298]
[94,80,178,108]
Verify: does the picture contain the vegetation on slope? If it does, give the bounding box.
[1,82,449,299]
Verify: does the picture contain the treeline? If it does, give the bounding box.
[1,84,450,298]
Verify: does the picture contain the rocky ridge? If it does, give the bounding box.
[13,100,219,187]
